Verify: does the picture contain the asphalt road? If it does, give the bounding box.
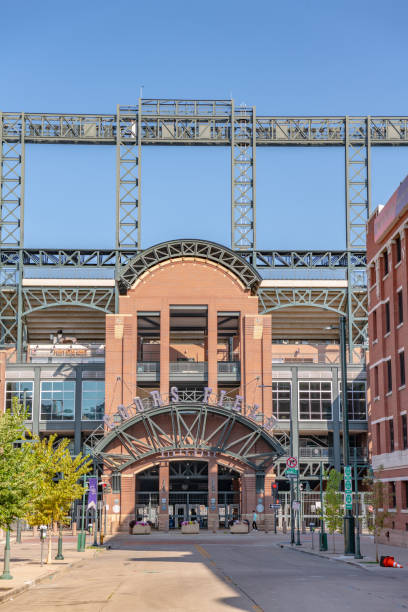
[1,534,407,612]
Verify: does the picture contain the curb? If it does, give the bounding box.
[0,548,104,605]
[278,543,375,571]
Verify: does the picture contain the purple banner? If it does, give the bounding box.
[87,477,98,510]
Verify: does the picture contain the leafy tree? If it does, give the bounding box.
[0,398,39,529]
[364,467,391,563]
[26,435,92,563]
[323,469,343,552]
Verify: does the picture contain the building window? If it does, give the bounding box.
[400,352,405,387]
[389,419,395,452]
[396,235,402,263]
[40,381,75,420]
[398,290,404,325]
[376,422,381,454]
[373,309,378,340]
[387,360,392,393]
[81,381,105,420]
[385,301,390,334]
[339,381,367,420]
[390,482,396,508]
[272,382,291,419]
[5,381,33,419]
[404,481,408,510]
[402,414,408,449]
[299,381,332,420]
[374,366,379,397]
[384,250,389,275]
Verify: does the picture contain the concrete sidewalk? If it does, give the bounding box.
[280,531,408,570]
[0,534,103,605]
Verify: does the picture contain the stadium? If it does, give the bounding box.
[0,100,379,531]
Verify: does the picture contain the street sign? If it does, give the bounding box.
[344,466,353,509]
[270,504,280,509]
[286,456,298,468]
[286,467,298,479]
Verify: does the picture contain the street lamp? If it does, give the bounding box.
[325,316,355,555]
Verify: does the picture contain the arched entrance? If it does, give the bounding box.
[88,402,285,531]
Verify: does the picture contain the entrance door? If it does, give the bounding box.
[175,504,186,528]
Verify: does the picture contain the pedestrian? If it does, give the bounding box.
[252,510,258,531]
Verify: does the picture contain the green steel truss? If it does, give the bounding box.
[85,402,285,472]
[4,99,401,356]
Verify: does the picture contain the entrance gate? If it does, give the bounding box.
[169,492,208,529]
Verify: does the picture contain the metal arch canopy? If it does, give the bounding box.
[118,239,261,294]
[89,402,285,473]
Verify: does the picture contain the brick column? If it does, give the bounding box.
[242,472,257,523]
[207,303,218,398]
[122,314,137,406]
[160,306,170,398]
[264,469,276,532]
[207,458,218,531]
[261,315,272,419]
[158,461,169,531]
[120,474,136,531]
[105,314,128,418]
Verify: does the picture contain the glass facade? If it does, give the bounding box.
[40,381,75,420]
[272,381,291,419]
[6,381,33,419]
[340,381,367,421]
[299,381,332,420]
[81,380,105,420]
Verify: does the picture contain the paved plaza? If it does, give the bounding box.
[0,532,407,611]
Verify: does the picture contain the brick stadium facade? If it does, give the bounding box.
[99,248,281,531]
[367,175,408,546]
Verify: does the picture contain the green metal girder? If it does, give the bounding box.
[88,403,285,472]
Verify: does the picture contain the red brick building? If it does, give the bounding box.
[367,175,408,546]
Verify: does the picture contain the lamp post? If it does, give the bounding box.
[319,464,328,551]
[326,316,355,555]
[0,529,13,580]
[55,525,64,560]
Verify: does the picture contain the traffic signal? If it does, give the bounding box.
[272,482,280,505]
[101,482,112,494]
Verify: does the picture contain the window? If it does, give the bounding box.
[374,366,379,397]
[385,301,390,334]
[272,382,291,419]
[5,381,33,419]
[376,422,381,454]
[339,381,367,420]
[40,381,75,420]
[387,359,392,393]
[404,481,408,510]
[400,352,406,387]
[384,250,389,275]
[373,309,378,340]
[299,381,332,420]
[81,381,105,420]
[390,482,396,508]
[402,414,408,449]
[398,290,404,325]
[396,235,402,263]
[389,419,395,452]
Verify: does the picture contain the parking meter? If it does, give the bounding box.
[39,525,47,540]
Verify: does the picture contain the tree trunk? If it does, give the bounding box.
[46,529,52,564]
[332,532,335,553]
[375,529,379,563]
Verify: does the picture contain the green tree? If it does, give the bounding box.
[0,398,39,578]
[364,467,391,563]
[323,469,343,552]
[26,435,92,563]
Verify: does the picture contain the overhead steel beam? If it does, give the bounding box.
[1,109,407,146]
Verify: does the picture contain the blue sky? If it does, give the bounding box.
[2,0,408,250]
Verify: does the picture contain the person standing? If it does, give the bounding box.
[252,510,258,531]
